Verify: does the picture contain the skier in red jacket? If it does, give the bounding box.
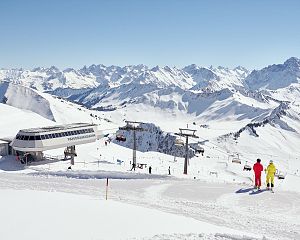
[253,158,264,190]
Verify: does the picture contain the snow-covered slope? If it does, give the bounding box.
[0,81,55,121]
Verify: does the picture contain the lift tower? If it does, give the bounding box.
[119,121,145,170]
[175,128,199,175]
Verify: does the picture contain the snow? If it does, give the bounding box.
[0,188,262,240]
[0,172,299,240]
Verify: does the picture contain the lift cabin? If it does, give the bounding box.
[243,162,252,171]
[175,138,184,146]
[116,134,126,142]
[11,123,99,163]
[229,153,241,164]
[275,170,286,179]
[194,145,204,156]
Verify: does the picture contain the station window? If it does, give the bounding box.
[23,135,29,140]
[41,135,45,140]
[35,135,41,140]
[45,135,49,139]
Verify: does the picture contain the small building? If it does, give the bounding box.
[0,140,9,156]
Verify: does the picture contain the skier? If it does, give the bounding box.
[253,158,263,190]
[15,152,20,161]
[130,162,136,171]
[149,166,152,174]
[168,166,171,175]
[265,160,276,191]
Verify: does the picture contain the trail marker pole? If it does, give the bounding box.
[105,178,109,200]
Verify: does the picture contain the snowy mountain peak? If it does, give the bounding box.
[63,68,77,73]
[245,57,300,90]
[283,57,300,69]
[151,66,160,72]
[234,66,249,72]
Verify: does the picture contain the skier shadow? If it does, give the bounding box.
[235,187,254,194]
[249,189,268,195]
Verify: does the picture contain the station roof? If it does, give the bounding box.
[20,123,97,134]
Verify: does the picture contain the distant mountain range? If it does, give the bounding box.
[1,57,300,116]
[0,63,251,91]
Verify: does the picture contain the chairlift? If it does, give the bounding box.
[243,161,251,171]
[232,158,241,164]
[116,134,126,142]
[277,174,285,179]
[195,146,204,156]
[243,164,252,171]
[276,170,285,179]
[175,138,184,146]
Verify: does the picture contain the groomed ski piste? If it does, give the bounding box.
[0,86,300,240]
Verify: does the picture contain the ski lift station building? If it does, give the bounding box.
[10,123,101,162]
[0,139,10,156]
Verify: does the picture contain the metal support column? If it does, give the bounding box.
[175,128,199,175]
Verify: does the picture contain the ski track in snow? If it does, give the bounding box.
[143,183,171,200]
[0,173,299,240]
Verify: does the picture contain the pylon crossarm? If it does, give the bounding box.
[175,132,199,138]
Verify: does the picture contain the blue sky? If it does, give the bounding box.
[0,0,300,70]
